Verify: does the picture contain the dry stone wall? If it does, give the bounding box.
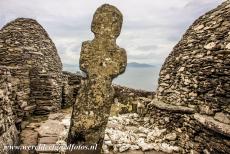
[156,1,230,115]
[0,18,63,152]
[62,71,153,115]
[7,67,31,126]
[0,18,63,119]
[0,67,18,154]
[147,101,230,153]
[151,1,230,153]
[62,71,82,108]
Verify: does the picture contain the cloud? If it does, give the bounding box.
[136,45,159,52]
[0,0,224,69]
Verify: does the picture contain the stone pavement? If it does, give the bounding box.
[19,108,72,154]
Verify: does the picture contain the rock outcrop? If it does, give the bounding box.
[70,4,127,151]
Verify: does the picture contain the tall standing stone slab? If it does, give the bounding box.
[70,4,127,151]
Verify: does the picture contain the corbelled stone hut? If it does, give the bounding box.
[148,1,230,153]
[0,18,63,123]
[156,1,230,116]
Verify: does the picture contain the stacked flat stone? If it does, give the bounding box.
[62,71,152,114]
[0,18,63,118]
[7,67,30,124]
[156,1,230,115]
[30,71,62,115]
[0,67,18,154]
[149,1,230,153]
[62,71,82,108]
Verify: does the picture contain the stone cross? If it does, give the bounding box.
[70,4,127,151]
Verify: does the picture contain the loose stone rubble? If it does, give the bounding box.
[70,4,127,151]
[103,113,180,154]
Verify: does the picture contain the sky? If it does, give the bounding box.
[0,0,225,69]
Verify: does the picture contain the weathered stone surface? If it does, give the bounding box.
[103,113,180,153]
[0,67,19,154]
[20,129,38,145]
[36,119,66,137]
[194,113,230,137]
[18,109,72,153]
[0,18,63,153]
[0,18,63,120]
[70,4,127,151]
[155,1,230,115]
[129,2,230,153]
[149,2,230,153]
[39,137,58,144]
[164,133,177,141]
[147,102,230,153]
[149,100,195,113]
[214,112,230,124]
[61,72,153,115]
[62,71,82,108]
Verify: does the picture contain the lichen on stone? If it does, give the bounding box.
[70,4,127,151]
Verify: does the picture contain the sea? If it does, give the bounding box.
[63,65,160,92]
[113,66,160,91]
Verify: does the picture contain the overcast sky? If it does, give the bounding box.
[0,0,224,68]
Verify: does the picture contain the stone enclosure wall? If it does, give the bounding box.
[61,71,153,114]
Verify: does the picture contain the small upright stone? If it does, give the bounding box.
[70,4,127,151]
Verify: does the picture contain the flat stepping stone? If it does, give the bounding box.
[38,137,58,144]
[20,129,38,145]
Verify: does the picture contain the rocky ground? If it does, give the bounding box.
[103,113,180,154]
[19,108,72,153]
[19,106,179,154]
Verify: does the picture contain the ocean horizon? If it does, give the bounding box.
[63,63,160,91]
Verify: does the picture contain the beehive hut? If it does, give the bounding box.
[148,1,230,153]
[156,1,230,116]
[0,18,63,121]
